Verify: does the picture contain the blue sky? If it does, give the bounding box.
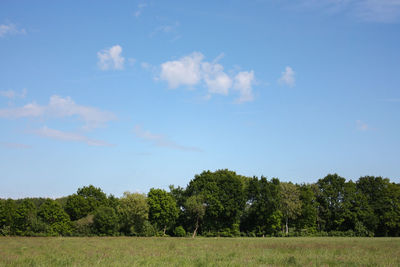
[1,0,399,198]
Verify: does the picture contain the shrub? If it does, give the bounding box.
[174,226,186,237]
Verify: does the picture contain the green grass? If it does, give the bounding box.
[0,237,399,266]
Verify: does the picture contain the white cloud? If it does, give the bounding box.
[202,62,232,95]
[97,45,125,70]
[0,23,26,38]
[133,125,202,152]
[0,88,27,99]
[0,95,116,129]
[160,52,204,88]
[159,52,255,102]
[279,66,295,87]
[33,126,113,146]
[233,71,255,103]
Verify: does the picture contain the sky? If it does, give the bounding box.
[1,0,400,198]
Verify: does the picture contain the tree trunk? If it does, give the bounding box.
[285,217,289,235]
[192,218,199,238]
[163,225,166,236]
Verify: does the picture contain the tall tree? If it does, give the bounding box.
[279,182,301,235]
[184,195,206,238]
[147,188,178,235]
[316,174,346,231]
[186,169,246,235]
[118,192,149,236]
[38,199,71,235]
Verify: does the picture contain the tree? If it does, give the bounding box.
[65,185,108,221]
[279,182,301,235]
[93,206,119,235]
[316,174,346,231]
[184,195,206,238]
[186,169,246,235]
[148,188,178,235]
[38,199,71,235]
[294,184,318,232]
[65,194,91,221]
[14,199,37,235]
[118,192,149,236]
[241,176,281,236]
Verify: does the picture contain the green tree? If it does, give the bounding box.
[65,185,108,221]
[14,199,37,235]
[184,195,206,238]
[279,182,301,235]
[65,194,91,221]
[93,206,119,235]
[316,174,346,231]
[118,192,149,236]
[241,177,281,236]
[186,169,246,235]
[38,199,71,235]
[295,184,318,232]
[148,188,178,235]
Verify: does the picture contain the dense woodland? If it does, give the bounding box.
[1,170,400,237]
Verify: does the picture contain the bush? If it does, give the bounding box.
[140,221,157,237]
[174,226,186,237]
[93,206,119,235]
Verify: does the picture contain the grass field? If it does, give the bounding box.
[0,237,399,266]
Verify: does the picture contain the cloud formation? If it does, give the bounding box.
[97,45,125,70]
[0,23,26,38]
[133,125,202,152]
[160,52,255,103]
[160,52,204,88]
[0,88,27,99]
[0,95,116,129]
[279,66,296,87]
[33,126,113,146]
[234,71,255,103]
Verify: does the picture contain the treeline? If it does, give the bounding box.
[1,170,399,237]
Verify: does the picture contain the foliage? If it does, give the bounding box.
[147,188,178,235]
[1,172,400,237]
[118,192,148,236]
[174,226,186,237]
[93,206,119,235]
[279,182,301,234]
[185,169,246,234]
[38,199,71,236]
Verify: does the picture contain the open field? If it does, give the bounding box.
[1,237,399,266]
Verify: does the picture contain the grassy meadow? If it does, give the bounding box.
[0,237,399,266]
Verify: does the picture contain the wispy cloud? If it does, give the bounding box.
[356,120,370,131]
[234,71,255,103]
[300,0,400,23]
[0,142,31,149]
[0,23,26,38]
[159,52,255,103]
[133,125,202,152]
[134,3,147,18]
[33,126,113,146]
[97,45,125,70]
[279,66,296,87]
[0,95,116,129]
[0,88,27,99]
